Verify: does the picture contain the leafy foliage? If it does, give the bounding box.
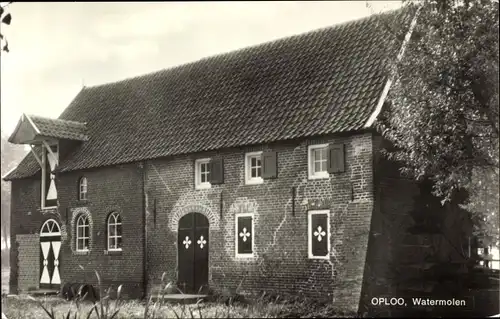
[1,134,27,266]
[0,2,12,53]
[376,0,499,242]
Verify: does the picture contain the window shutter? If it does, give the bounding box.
[311,214,328,257]
[327,143,345,173]
[262,151,278,179]
[237,216,253,254]
[209,158,224,185]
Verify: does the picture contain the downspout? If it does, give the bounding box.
[141,161,148,299]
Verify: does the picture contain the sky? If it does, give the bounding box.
[0,1,402,137]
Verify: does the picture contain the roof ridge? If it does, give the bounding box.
[85,8,402,90]
[27,113,87,125]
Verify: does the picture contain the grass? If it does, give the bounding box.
[1,271,357,318]
[1,294,357,319]
[1,295,283,319]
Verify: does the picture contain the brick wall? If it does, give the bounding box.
[145,132,375,312]
[9,163,145,298]
[9,176,48,294]
[16,234,40,292]
[8,131,473,314]
[359,135,474,317]
[56,163,145,298]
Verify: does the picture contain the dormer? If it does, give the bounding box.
[8,113,88,209]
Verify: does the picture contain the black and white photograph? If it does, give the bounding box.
[0,1,498,318]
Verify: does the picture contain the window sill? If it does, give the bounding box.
[235,253,255,259]
[195,183,212,190]
[308,255,330,260]
[308,173,329,180]
[105,249,123,256]
[245,178,263,185]
[74,250,90,256]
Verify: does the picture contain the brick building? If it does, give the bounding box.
[2,9,472,315]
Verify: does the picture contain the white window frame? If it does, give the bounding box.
[76,214,90,252]
[235,213,255,259]
[107,212,122,251]
[195,158,212,190]
[41,144,59,210]
[79,177,88,201]
[308,210,331,260]
[308,144,329,180]
[245,151,264,185]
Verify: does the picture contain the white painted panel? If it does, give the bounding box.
[51,241,61,259]
[46,179,57,200]
[51,265,61,284]
[40,242,51,284]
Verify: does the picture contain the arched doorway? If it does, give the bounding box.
[40,219,61,290]
[177,213,209,294]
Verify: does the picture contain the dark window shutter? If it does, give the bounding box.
[209,158,224,185]
[237,216,253,254]
[262,151,277,179]
[310,213,328,257]
[327,143,345,173]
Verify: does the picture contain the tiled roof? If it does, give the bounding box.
[28,115,88,141]
[3,9,412,181]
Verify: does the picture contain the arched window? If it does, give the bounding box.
[79,177,88,201]
[107,212,122,251]
[76,214,90,251]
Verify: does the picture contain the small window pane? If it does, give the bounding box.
[320,160,326,172]
[314,161,322,172]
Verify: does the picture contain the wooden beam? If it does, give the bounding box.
[42,140,58,166]
[153,198,157,229]
[29,144,43,168]
[220,191,224,220]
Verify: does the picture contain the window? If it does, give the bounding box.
[235,213,254,258]
[107,212,122,251]
[79,177,87,201]
[76,214,90,252]
[195,158,211,189]
[308,144,329,179]
[308,210,330,259]
[245,152,263,185]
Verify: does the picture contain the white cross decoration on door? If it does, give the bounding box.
[183,236,191,249]
[239,227,251,242]
[197,235,207,249]
[313,226,326,242]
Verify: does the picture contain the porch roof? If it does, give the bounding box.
[8,113,88,145]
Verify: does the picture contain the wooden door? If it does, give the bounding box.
[40,219,62,290]
[177,213,209,294]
